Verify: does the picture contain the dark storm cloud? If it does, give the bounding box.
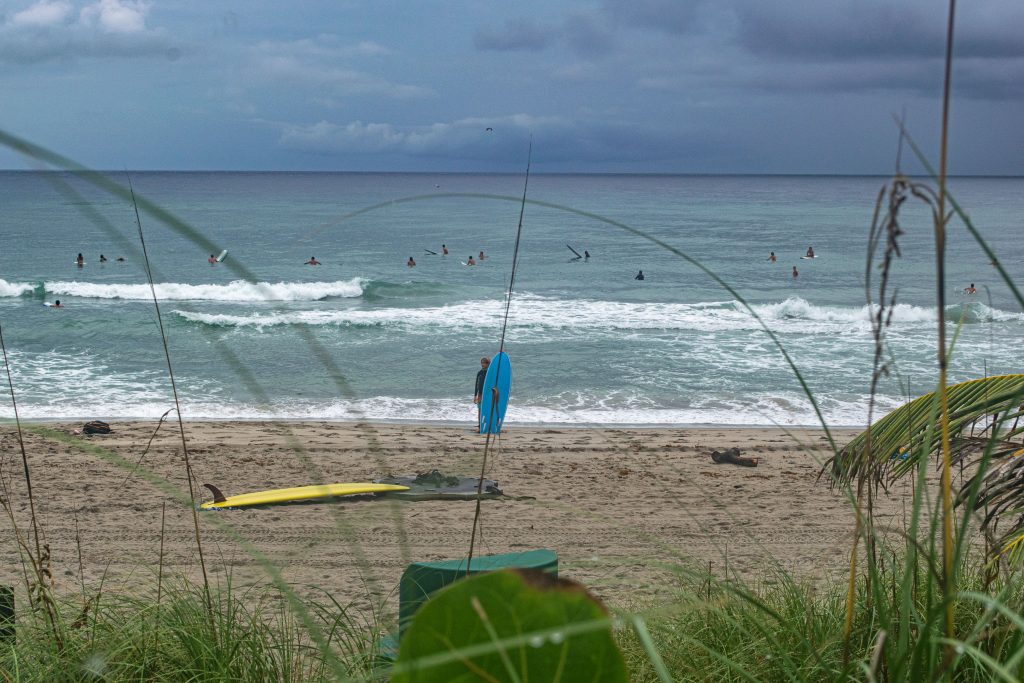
[601,0,702,35]
[0,29,172,63]
[732,0,1024,61]
[562,13,614,58]
[474,12,614,58]
[473,17,555,52]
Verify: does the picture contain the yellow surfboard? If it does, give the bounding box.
[200,482,410,509]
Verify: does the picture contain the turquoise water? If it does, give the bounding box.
[1,171,1021,425]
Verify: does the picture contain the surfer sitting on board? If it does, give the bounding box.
[76,253,84,266]
[407,256,416,267]
[467,256,476,266]
[473,356,490,410]
[634,270,645,281]
[305,256,321,265]
[806,246,814,258]
[964,283,977,295]
[208,254,217,264]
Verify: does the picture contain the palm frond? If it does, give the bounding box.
[825,374,1024,564]
[826,374,1024,487]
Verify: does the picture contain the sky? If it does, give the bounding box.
[0,0,1021,174]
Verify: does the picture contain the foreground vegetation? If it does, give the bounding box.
[1,535,1021,682]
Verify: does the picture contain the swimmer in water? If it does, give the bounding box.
[51,300,63,308]
[76,253,84,266]
[407,256,416,267]
[442,244,448,255]
[99,254,108,263]
[768,251,776,262]
[964,283,977,294]
[208,254,217,264]
[478,250,486,261]
[305,256,321,265]
[635,270,645,281]
[792,266,799,278]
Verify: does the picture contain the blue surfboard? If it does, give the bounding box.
[479,351,512,434]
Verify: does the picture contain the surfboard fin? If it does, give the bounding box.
[203,483,227,503]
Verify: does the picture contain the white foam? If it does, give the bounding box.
[0,278,37,297]
[42,279,366,302]
[172,295,1024,335]
[0,382,902,427]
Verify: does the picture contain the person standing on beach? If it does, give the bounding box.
[473,356,491,419]
[792,265,799,278]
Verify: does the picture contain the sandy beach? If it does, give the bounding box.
[1,420,918,613]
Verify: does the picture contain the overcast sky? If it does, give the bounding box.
[1,0,1021,174]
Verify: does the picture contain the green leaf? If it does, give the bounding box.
[392,569,628,683]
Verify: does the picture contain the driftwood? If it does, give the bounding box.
[710,447,759,467]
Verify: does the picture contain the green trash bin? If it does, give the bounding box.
[398,549,558,637]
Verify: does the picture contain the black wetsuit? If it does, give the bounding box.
[475,367,488,399]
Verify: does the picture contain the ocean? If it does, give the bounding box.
[1,171,1021,426]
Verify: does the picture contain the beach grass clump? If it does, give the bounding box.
[619,551,1024,682]
[0,579,385,682]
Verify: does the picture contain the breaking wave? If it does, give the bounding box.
[172,296,1024,333]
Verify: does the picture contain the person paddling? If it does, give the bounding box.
[305,256,321,265]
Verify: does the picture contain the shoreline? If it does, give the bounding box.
[2,420,909,613]
[5,417,862,430]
